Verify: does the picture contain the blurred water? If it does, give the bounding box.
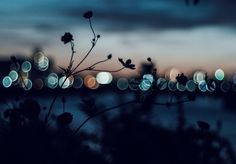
[1,92,236,153]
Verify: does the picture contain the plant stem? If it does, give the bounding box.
[71,43,95,73]
[71,98,191,136]
[71,18,97,73]
[89,18,96,39]
[71,100,136,136]
[72,66,125,76]
[44,75,69,125]
[68,41,75,69]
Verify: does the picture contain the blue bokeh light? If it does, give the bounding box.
[9,70,18,82]
[21,61,32,73]
[2,76,12,88]
[117,78,129,91]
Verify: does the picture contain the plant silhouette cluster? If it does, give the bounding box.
[0,9,235,164]
[0,96,235,164]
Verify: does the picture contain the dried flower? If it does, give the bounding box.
[61,32,74,44]
[118,58,136,70]
[83,11,93,19]
[147,57,152,62]
[176,73,188,86]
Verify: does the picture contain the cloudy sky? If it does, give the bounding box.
[0,0,236,76]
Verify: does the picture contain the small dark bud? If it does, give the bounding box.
[147,57,152,62]
[97,34,100,38]
[107,54,112,59]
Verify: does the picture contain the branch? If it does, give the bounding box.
[68,41,75,70]
[71,98,192,136]
[71,18,98,73]
[72,67,125,76]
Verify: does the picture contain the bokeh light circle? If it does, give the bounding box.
[2,76,12,88]
[220,81,230,92]
[165,68,180,82]
[168,81,177,91]
[73,76,83,89]
[215,69,224,81]
[186,80,197,92]
[128,78,140,91]
[96,72,113,84]
[8,70,18,82]
[176,82,186,92]
[84,75,99,89]
[33,78,44,90]
[139,74,154,91]
[206,80,216,92]
[117,78,129,91]
[47,73,58,89]
[23,79,32,91]
[143,74,154,83]
[193,71,206,84]
[156,78,167,90]
[38,56,49,71]
[59,76,70,89]
[21,61,32,73]
[198,80,207,92]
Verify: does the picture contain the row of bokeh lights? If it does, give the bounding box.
[2,52,49,90]
[2,61,236,92]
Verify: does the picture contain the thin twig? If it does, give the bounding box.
[68,41,75,69]
[71,18,98,73]
[72,67,125,76]
[71,98,191,136]
[71,43,96,73]
[44,75,69,125]
[89,18,96,39]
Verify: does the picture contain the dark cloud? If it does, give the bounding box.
[1,0,236,42]
[60,0,236,31]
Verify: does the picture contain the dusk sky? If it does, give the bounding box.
[1,0,236,76]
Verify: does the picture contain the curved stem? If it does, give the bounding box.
[71,43,95,73]
[44,76,69,125]
[88,58,109,69]
[68,41,75,69]
[89,18,96,39]
[71,100,136,136]
[71,98,191,136]
[71,18,97,73]
[90,67,125,72]
[72,67,125,76]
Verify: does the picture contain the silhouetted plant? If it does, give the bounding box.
[176,73,188,86]
[45,11,136,124]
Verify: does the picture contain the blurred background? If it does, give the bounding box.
[0,0,236,76]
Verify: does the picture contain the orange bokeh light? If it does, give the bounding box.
[84,75,99,89]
